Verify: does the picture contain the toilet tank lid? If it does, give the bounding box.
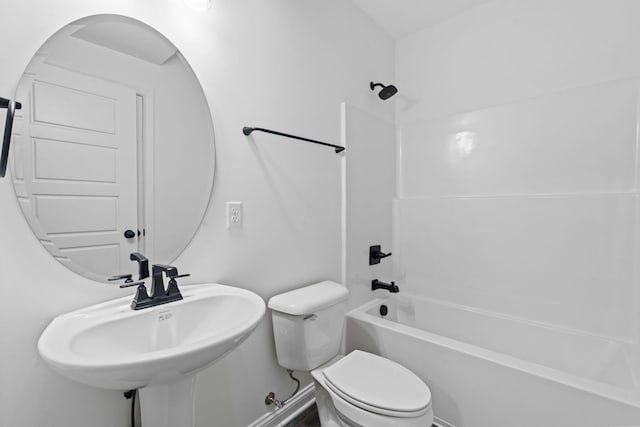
[268,281,348,315]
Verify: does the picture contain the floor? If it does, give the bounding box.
[283,404,320,427]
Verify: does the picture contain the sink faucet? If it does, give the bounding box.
[150,264,179,299]
[371,279,399,293]
[116,261,190,310]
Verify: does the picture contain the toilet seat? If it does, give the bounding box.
[322,350,431,418]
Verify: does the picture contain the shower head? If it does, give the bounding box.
[370,81,398,100]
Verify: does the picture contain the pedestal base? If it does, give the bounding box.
[138,376,196,427]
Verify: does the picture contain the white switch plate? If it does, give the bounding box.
[226,201,242,229]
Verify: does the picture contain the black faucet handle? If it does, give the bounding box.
[166,274,188,299]
[369,245,392,265]
[128,282,152,310]
[109,274,133,283]
[119,280,146,288]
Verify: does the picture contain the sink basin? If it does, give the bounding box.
[38,283,265,427]
[39,283,265,389]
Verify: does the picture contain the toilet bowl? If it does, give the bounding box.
[311,351,433,427]
[268,281,434,426]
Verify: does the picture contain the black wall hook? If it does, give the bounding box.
[0,97,22,178]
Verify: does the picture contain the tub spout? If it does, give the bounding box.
[372,279,399,293]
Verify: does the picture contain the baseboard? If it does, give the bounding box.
[248,384,453,427]
[247,383,315,427]
[434,416,456,427]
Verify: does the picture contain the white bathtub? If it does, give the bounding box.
[346,294,640,427]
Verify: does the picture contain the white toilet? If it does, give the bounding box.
[268,281,434,426]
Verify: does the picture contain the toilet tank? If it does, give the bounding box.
[268,281,349,371]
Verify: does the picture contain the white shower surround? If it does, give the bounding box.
[393,8,640,423]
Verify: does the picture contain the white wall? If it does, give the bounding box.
[0,1,394,426]
[395,0,640,342]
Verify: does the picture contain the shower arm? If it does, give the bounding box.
[242,126,345,154]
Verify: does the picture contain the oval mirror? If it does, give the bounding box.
[10,15,215,283]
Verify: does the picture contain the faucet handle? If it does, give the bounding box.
[118,281,152,311]
[118,280,146,288]
[165,274,189,299]
[124,282,153,311]
[369,245,392,265]
[109,274,133,283]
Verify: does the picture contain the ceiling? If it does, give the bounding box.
[71,17,176,65]
[350,0,491,39]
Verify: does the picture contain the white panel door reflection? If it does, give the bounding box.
[17,60,138,278]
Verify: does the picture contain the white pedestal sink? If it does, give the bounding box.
[38,283,266,427]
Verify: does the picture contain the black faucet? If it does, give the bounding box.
[116,263,190,310]
[150,264,178,299]
[371,279,399,293]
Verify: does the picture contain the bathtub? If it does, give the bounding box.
[345,294,640,427]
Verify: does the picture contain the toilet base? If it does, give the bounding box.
[313,378,343,427]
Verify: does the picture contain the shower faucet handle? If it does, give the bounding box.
[369,245,392,265]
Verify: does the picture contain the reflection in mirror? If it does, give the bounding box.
[10,15,215,283]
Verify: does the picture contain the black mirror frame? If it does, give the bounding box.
[0,97,22,178]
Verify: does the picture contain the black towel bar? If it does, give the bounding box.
[243,126,345,154]
[0,97,22,178]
